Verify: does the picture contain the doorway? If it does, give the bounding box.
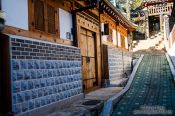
[149,16,160,36]
[79,28,97,91]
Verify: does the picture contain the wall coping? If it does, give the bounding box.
[7,34,79,49]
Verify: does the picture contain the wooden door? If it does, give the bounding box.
[80,28,97,90]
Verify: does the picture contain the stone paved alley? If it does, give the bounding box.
[112,55,175,116]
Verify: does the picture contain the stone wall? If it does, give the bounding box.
[108,47,132,86]
[9,36,83,115]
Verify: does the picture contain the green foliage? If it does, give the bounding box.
[130,0,144,10]
[116,0,144,10]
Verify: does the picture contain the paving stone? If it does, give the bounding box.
[112,55,175,116]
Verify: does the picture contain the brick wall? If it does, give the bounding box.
[9,36,83,115]
[108,46,132,86]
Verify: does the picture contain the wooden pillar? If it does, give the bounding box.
[160,14,163,32]
[0,34,12,114]
[145,10,150,39]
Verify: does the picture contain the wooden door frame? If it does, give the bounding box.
[76,14,102,92]
[79,27,98,89]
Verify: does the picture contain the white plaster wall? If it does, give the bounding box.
[117,32,121,47]
[112,29,117,45]
[59,8,73,40]
[2,0,28,30]
[125,36,128,49]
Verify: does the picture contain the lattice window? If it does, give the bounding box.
[33,0,56,34]
[34,0,45,31]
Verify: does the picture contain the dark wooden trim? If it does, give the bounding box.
[72,12,78,47]
[0,34,12,114]
[102,44,109,79]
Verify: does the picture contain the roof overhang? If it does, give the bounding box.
[99,0,137,32]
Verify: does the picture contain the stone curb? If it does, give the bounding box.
[101,54,144,116]
[165,53,175,82]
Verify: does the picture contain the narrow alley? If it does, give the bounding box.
[112,55,175,116]
[1,0,175,116]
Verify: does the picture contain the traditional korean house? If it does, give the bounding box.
[0,0,83,115]
[0,0,136,115]
[99,0,136,87]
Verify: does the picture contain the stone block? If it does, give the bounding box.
[55,94,60,101]
[12,71,17,81]
[24,70,31,80]
[37,70,43,79]
[16,92,25,103]
[58,85,62,92]
[51,62,57,69]
[40,79,46,88]
[13,94,17,104]
[48,86,53,95]
[60,77,63,84]
[45,61,51,69]
[34,60,40,69]
[16,71,24,80]
[20,60,27,69]
[53,86,58,94]
[12,60,20,70]
[46,79,51,86]
[31,90,37,99]
[28,80,34,90]
[44,88,49,96]
[24,91,31,101]
[41,97,46,106]
[28,61,34,69]
[34,79,40,88]
[57,70,61,76]
[14,104,21,114]
[46,96,51,104]
[40,61,46,69]
[53,70,57,77]
[51,95,55,102]
[35,99,41,108]
[31,70,37,79]
[59,92,63,100]
[21,81,28,91]
[21,102,29,112]
[13,82,21,93]
[55,78,60,85]
[29,100,35,110]
[38,88,43,97]
[48,70,53,77]
[43,70,48,78]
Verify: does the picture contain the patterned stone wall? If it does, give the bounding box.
[10,36,82,115]
[108,47,132,86]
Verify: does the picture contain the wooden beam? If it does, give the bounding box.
[72,4,96,13]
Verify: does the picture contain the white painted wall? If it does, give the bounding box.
[125,36,128,49]
[112,29,117,45]
[117,32,121,47]
[59,8,73,40]
[2,0,28,30]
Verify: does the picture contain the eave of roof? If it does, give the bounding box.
[101,0,137,31]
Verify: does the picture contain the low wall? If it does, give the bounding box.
[102,45,132,87]
[7,35,83,115]
[108,47,132,86]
